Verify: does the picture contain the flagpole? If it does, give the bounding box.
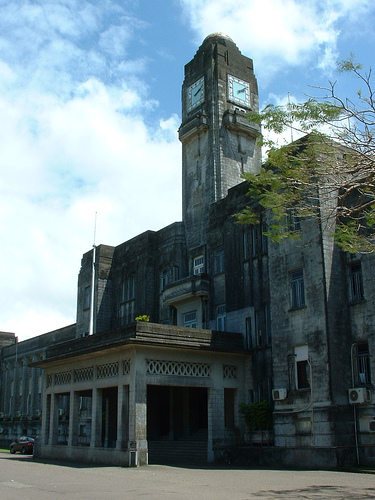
[88,212,97,336]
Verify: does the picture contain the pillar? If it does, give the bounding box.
[128,356,148,465]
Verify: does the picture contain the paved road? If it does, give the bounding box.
[1,452,375,499]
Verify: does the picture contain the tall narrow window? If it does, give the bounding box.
[295,345,310,390]
[160,267,174,290]
[193,255,204,275]
[252,226,259,257]
[287,209,301,231]
[255,309,262,348]
[122,276,135,302]
[214,246,225,274]
[289,269,305,309]
[184,310,197,328]
[353,341,371,386]
[265,304,272,346]
[83,286,91,310]
[243,230,251,260]
[245,317,253,349]
[216,304,226,331]
[261,223,268,254]
[349,262,364,302]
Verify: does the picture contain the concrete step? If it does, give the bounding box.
[148,440,208,465]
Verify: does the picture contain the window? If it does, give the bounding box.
[287,209,301,231]
[261,223,268,254]
[243,230,251,259]
[255,309,262,348]
[184,310,197,328]
[295,345,310,390]
[214,246,225,274]
[216,304,226,331]
[353,341,371,386]
[83,286,91,310]
[252,226,259,257]
[161,267,174,290]
[265,304,271,346]
[121,276,135,302]
[349,262,364,302]
[245,317,254,349]
[289,269,305,309]
[193,255,204,275]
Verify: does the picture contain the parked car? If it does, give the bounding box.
[10,436,34,454]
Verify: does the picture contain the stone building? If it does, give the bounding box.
[0,33,374,468]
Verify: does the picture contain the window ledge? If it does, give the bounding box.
[349,298,366,305]
[288,305,307,312]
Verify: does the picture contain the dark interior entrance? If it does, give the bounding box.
[147,385,207,441]
[101,386,118,448]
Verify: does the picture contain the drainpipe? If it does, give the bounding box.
[351,343,360,465]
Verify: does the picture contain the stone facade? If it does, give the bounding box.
[0,34,374,468]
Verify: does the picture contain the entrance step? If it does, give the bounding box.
[148,440,208,465]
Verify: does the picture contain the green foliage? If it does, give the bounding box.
[135,315,150,322]
[239,57,375,254]
[239,400,273,431]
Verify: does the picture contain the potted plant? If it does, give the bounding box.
[239,400,273,445]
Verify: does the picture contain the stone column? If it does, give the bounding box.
[50,392,59,445]
[69,391,80,447]
[116,385,129,450]
[90,387,102,448]
[128,355,148,466]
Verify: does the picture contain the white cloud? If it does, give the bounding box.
[180,0,372,78]
[0,1,182,340]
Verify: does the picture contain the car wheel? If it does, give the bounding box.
[21,447,26,454]
[10,447,15,454]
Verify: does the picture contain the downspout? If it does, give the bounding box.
[351,343,360,465]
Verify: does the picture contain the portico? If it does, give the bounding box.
[33,322,249,466]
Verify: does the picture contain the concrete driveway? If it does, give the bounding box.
[0,452,374,499]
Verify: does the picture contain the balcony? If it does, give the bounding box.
[222,109,259,138]
[161,274,210,306]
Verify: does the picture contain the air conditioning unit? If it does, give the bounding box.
[348,387,370,404]
[59,409,65,416]
[16,411,22,417]
[272,388,287,401]
[359,417,375,433]
[0,412,4,418]
[36,409,42,417]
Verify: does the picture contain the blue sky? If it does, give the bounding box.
[1,0,374,341]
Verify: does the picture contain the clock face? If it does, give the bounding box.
[188,76,205,111]
[228,74,250,108]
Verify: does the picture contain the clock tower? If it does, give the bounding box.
[179,33,261,250]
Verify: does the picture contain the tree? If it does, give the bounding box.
[238,56,375,253]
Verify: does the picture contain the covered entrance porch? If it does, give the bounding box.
[147,385,208,464]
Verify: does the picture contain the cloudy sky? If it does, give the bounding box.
[1,0,374,341]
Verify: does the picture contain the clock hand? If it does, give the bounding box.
[194,86,202,96]
[237,88,246,93]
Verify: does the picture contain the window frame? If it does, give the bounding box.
[193,255,204,275]
[216,304,226,331]
[289,268,305,309]
[349,262,364,303]
[353,341,371,386]
[294,345,310,390]
[184,310,198,328]
[214,246,225,274]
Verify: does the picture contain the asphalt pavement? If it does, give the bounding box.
[0,452,375,499]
